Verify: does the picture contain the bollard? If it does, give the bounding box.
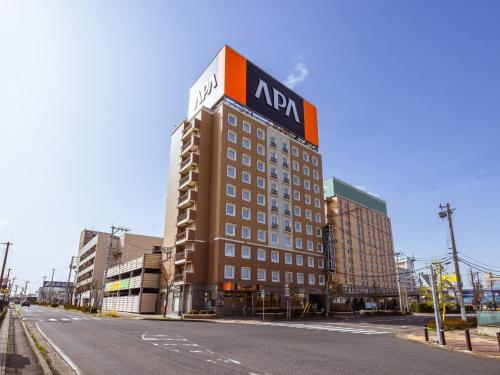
[497,332,500,352]
[424,326,429,342]
[465,329,472,351]
[439,329,446,345]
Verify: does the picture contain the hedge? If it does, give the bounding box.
[427,317,477,331]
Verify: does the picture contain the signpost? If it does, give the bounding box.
[285,283,290,319]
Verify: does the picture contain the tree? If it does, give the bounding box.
[468,268,484,310]
[160,261,175,317]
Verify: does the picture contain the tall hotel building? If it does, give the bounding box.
[163,46,325,316]
[323,177,399,310]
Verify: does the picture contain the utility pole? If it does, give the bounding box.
[439,203,466,321]
[47,268,56,304]
[489,272,497,310]
[0,242,12,308]
[2,268,11,303]
[22,281,29,302]
[66,256,77,304]
[395,252,403,312]
[430,264,444,345]
[98,225,130,315]
[13,285,18,302]
[41,276,47,303]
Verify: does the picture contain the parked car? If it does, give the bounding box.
[21,301,30,307]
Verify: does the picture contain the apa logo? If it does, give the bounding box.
[254,79,300,123]
[194,74,218,110]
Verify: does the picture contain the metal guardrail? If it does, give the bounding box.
[477,311,500,327]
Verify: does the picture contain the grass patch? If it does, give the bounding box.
[31,333,48,357]
[103,310,119,318]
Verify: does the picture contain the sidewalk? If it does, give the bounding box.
[406,328,500,359]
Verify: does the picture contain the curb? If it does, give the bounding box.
[0,309,10,375]
[402,331,500,361]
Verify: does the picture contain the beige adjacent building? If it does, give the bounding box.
[73,229,163,308]
[324,177,399,311]
[162,46,326,317]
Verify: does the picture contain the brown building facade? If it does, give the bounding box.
[323,177,399,311]
[162,46,326,317]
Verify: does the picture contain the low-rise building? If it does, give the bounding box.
[38,281,73,304]
[72,229,163,308]
[102,253,162,314]
[324,177,399,311]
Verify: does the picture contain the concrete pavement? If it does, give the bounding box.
[19,305,500,375]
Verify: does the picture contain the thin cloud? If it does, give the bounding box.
[0,218,11,228]
[283,61,308,89]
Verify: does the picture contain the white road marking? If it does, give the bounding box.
[48,318,57,321]
[71,318,81,320]
[60,318,71,321]
[36,323,83,375]
[190,350,203,353]
[226,358,241,364]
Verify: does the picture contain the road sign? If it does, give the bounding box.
[284,283,290,298]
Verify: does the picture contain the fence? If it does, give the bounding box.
[477,311,500,327]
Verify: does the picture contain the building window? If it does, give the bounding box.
[243,137,251,150]
[241,267,251,280]
[243,121,251,134]
[312,156,318,166]
[225,243,235,257]
[292,146,299,157]
[242,189,251,202]
[315,213,321,223]
[226,184,236,197]
[257,211,266,224]
[227,130,237,143]
[257,248,266,261]
[308,256,315,268]
[297,273,304,284]
[226,203,235,216]
[257,269,266,281]
[242,154,251,166]
[284,235,292,248]
[317,243,324,253]
[307,240,314,251]
[257,194,265,206]
[295,238,303,249]
[257,177,265,189]
[318,258,324,269]
[242,246,251,259]
[257,230,266,242]
[294,207,301,217]
[242,171,251,184]
[242,226,251,239]
[228,113,237,126]
[296,254,303,266]
[257,160,265,172]
[304,194,311,205]
[227,165,236,179]
[270,166,278,178]
[304,180,310,190]
[313,183,320,193]
[285,253,292,264]
[227,147,237,161]
[308,274,315,285]
[271,251,279,263]
[257,144,265,156]
[257,128,265,140]
[224,265,235,279]
[319,275,325,286]
[316,227,322,237]
[272,271,280,282]
[293,176,300,186]
[313,170,319,180]
[271,232,279,244]
[270,135,277,147]
[292,161,299,171]
[303,165,310,176]
[242,207,251,221]
[303,151,309,162]
[306,224,313,235]
[293,190,301,201]
[294,221,302,232]
[314,198,321,208]
[285,271,293,282]
[305,209,312,221]
[225,223,236,237]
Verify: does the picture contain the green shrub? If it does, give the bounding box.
[427,317,477,331]
[410,302,434,313]
[50,303,59,308]
[188,310,199,314]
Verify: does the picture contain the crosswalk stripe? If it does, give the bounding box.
[246,321,389,335]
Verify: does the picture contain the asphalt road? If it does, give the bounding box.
[19,306,499,375]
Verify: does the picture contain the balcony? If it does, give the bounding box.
[177,208,196,227]
[283,177,290,184]
[182,119,200,141]
[284,209,291,216]
[283,193,290,200]
[282,147,289,154]
[178,189,197,209]
[180,153,199,174]
[181,134,200,157]
[272,223,279,230]
[270,156,277,163]
[271,189,278,196]
[174,249,193,265]
[285,226,292,232]
[270,141,277,148]
[176,228,195,245]
[271,206,278,213]
[179,170,198,191]
[270,172,277,179]
[282,162,289,169]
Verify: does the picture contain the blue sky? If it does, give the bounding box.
[1,1,499,292]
